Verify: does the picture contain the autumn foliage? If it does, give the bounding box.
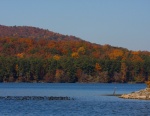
[0,25,150,83]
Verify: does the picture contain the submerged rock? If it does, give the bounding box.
[119,88,150,100]
[0,96,74,100]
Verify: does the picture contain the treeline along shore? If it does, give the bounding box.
[0,25,150,83]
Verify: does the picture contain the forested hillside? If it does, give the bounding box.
[0,25,80,40]
[0,25,150,83]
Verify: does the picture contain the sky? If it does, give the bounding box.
[0,0,150,51]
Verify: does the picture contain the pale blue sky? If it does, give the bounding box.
[0,0,150,51]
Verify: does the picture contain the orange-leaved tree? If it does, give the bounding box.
[95,63,102,72]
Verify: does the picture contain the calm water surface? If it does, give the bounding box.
[0,83,150,116]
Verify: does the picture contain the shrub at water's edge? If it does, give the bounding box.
[146,81,150,88]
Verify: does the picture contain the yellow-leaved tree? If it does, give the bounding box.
[78,47,85,55]
[71,52,79,58]
[53,55,60,60]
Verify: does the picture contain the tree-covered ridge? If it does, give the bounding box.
[0,25,150,83]
[0,25,80,40]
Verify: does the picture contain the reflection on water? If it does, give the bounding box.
[0,83,150,116]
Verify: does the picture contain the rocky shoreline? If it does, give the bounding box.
[120,88,150,100]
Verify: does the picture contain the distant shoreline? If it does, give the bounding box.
[0,81,145,84]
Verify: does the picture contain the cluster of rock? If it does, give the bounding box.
[0,96,74,100]
[120,88,150,100]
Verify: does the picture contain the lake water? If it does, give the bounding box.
[0,83,150,116]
